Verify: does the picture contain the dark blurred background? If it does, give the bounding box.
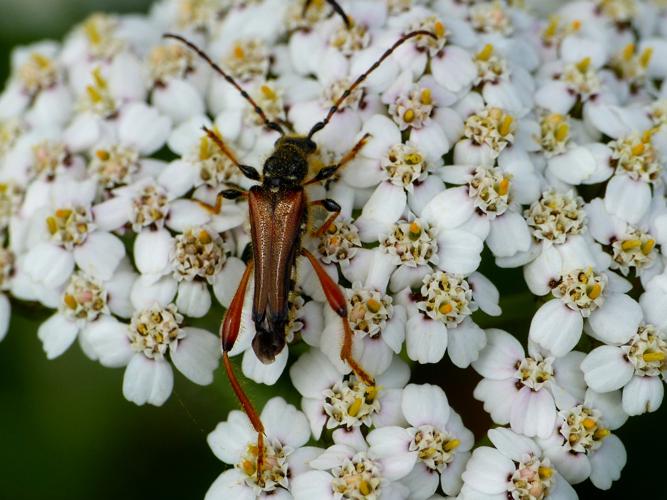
[0,1,664,499]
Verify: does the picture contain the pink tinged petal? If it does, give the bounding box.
[83,316,133,367]
[289,349,341,399]
[529,300,583,357]
[176,281,211,318]
[535,81,577,114]
[472,329,524,379]
[622,376,664,415]
[171,327,219,385]
[133,229,173,277]
[242,346,288,385]
[488,428,541,462]
[402,383,450,429]
[468,272,501,316]
[291,470,335,500]
[152,79,205,125]
[447,318,486,368]
[437,229,483,274]
[588,434,626,490]
[366,426,415,481]
[207,410,255,464]
[130,275,177,310]
[25,243,74,288]
[333,426,367,453]
[122,354,173,406]
[510,386,556,438]
[552,351,587,401]
[373,387,406,427]
[462,447,515,495]
[213,257,246,308]
[166,199,211,232]
[487,212,531,258]
[523,246,562,296]
[356,182,406,241]
[92,195,132,232]
[205,469,254,500]
[640,290,667,330]
[605,175,651,225]
[581,346,634,392]
[37,313,79,359]
[400,461,439,499]
[587,293,642,344]
[421,186,474,230]
[406,315,447,364]
[546,446,591,485]
[473,378,519,425]
[409,121,451,162]
[260,396,310,448]
[548,146,596,184]
[0,294,9,341]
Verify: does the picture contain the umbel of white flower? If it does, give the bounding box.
[1,0,667,498]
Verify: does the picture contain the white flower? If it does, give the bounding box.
[0,41,72,129]
[205,396,311,499]
[83,302,219,406]
[290,429,411,500]
[0,246,15,341]
[368,384,474,498]
[37,266,136,359]
[289,349,409,439]
[527,258,643,357]
[538,389,628,490]
[472,329,586,438]
[23,178,126,293]
[396,270,499,367]
[582,322,667,415]
[460,427,577,500]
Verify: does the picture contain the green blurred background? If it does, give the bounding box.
[0,1,664,498]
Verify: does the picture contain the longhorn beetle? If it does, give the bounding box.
[165,20,436,482]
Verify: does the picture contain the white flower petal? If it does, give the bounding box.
[588,434,626,490]
[529,300,583,357]
[74,231,125,282]
[405,314,447,364]
[122,354,174,406]
[622,375,664,415]
[472,329,524,379]
[242,346,288,385]
[486,212,531,258]
[587,294,642,344]
[171,327,219,385]
[176,280,211,318]
[510,386,556,438]
[421,186,474,230]
[37,313,79,359]
[447,318,486,368]
[83,316,134,367]
[461,447,515,495]
[207,410,254,464]
[25,242,74,288]
[402,383,451,429]
[261,396,310,448]
[604,175,651,225]
[581,345,634,393]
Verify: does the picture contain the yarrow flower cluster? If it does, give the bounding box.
[3,0,667,498]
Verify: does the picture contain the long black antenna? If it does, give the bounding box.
[163,33,284,135]
[308,30,437,139]
[303,0,350,28]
